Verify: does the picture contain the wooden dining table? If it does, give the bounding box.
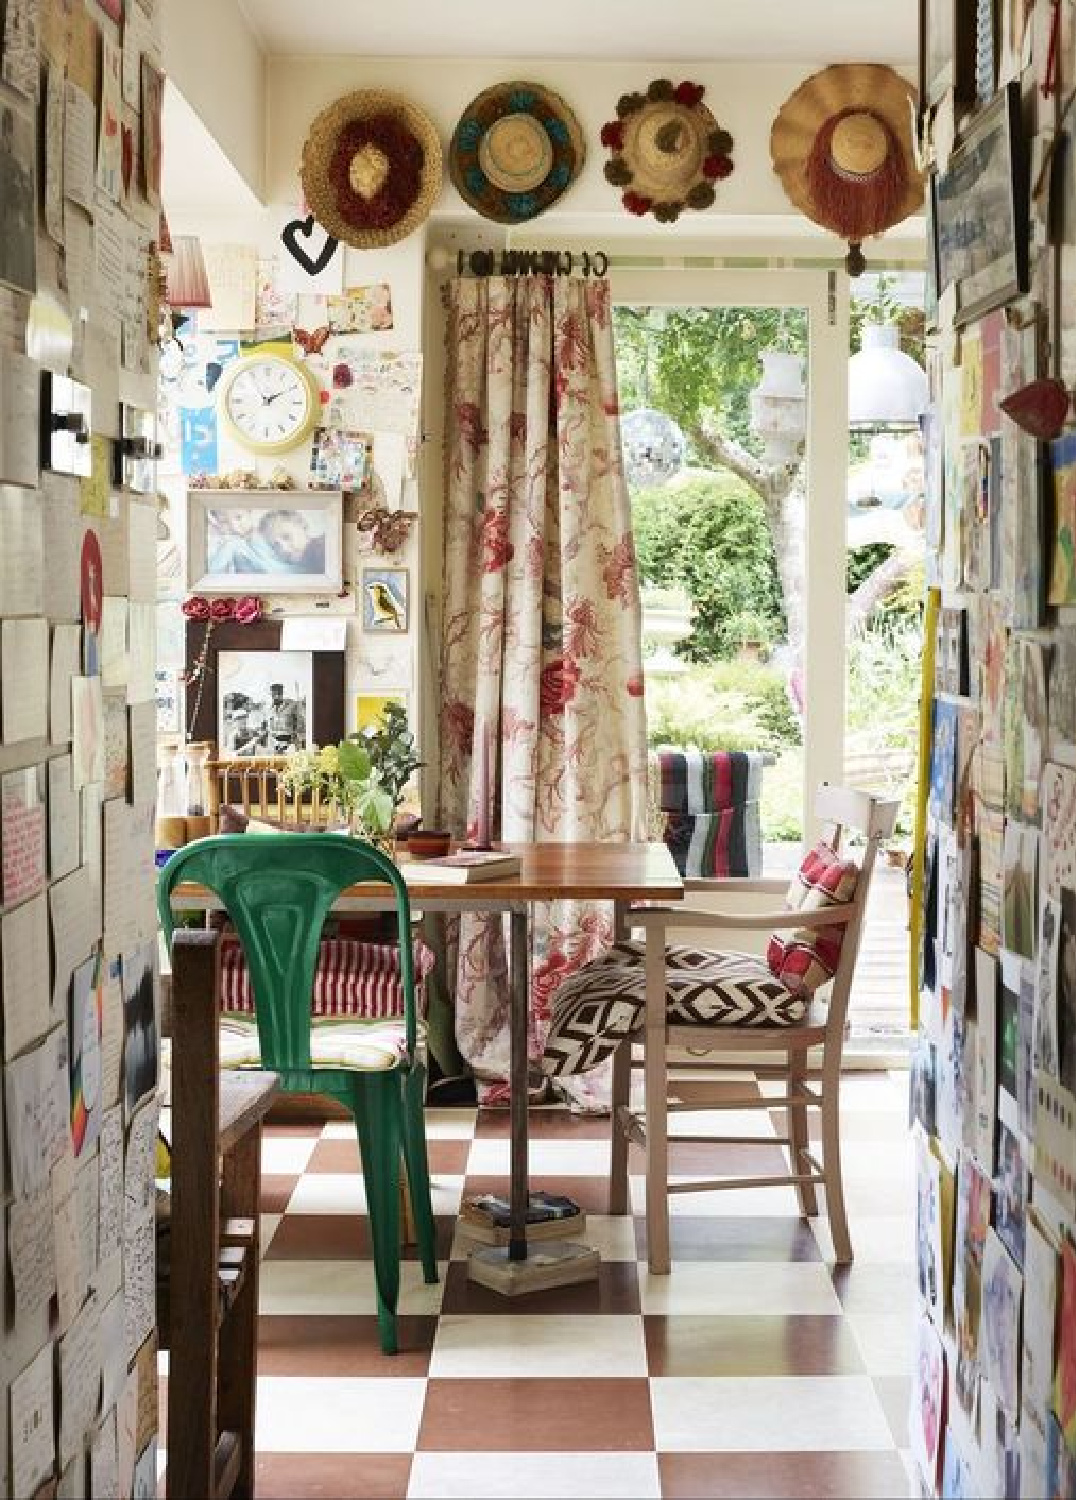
[172,839,684,1293]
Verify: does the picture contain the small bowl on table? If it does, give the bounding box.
[406,828,452,859]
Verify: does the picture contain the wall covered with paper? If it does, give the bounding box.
[0,0,163,1492]
[914,4,1076,1495]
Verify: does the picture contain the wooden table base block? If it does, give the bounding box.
[467,1240,601,1294]
[457,1210,588,1248]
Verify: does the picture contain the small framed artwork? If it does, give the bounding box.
[184,617,345,750]
[354,690,407,733]
[309,427,371,491]
[933,81,1028,328]
[186,488,343,595]
[920,0,977,106]
[361,567,409,633]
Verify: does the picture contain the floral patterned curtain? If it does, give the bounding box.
[437,274,648,1111]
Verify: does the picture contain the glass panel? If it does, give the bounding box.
[613,302,808,861]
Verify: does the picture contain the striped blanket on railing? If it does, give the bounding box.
[648,750,769,878]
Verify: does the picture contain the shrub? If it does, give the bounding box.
[632,475,785,660]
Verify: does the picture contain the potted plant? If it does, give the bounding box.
[279,701,422,850]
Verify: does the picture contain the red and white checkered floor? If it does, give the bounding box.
[160,1068,916,1499]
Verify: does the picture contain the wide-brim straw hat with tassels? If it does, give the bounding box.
[770,64,923,274]
[301,90,443,250]
[450,81,585,224]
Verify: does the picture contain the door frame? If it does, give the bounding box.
[611,266,851,841]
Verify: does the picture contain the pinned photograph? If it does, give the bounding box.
[1034,896,1060,1077]
[994,1120,1027,1270]
[981,1227,1023,1421]
[1060,887,1076,1096]
[122,942,157,1120]
[0,99,36,293]
[910,1311,946,1489]
[308,427,370,491]
[1001,820,1037,961]
[69,951,102,1156]
[930,699,959,825]
[326,282,393,333]
[953,1153,991,1419]
[217,650,311,757]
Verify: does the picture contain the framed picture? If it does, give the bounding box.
[354,691,407,733]
[920,0,977,106]
[361,568,409,633]
[186,488,343,595]
[933,81,1028,328]
[184,617,345,750]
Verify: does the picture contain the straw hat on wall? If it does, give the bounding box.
[770,64,922,273]
[601,79,735,222]
[301,90,443,250]
[449,82,585,223]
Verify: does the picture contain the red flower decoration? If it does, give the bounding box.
[233,595,263,625]
[674,81,705,106]
[208,597,235,621]
[626,672,645,698]
[539,655,582,718]
[182,596,211,621]
[703,154,735,180]
[622,191,653,216]
[600,120,625,150]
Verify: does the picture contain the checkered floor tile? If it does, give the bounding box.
[163,1069,917,1499]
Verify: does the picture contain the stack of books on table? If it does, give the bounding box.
[458,1191,585,1246]
[399,850,520,884]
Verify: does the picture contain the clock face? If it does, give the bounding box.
[220,356,317,453]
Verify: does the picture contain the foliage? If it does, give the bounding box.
[645,659,800,758]
[279,702,422,835]
[633,475,785,658]
[846,541,894,593]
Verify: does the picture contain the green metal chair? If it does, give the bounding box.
[157,833,438,1354]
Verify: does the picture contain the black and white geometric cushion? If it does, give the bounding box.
[542,941,806,1078]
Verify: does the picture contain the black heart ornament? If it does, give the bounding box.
[281,215,339,277]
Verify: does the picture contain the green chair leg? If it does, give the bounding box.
[401,1065,438,1285]
[352,1074,403,1355]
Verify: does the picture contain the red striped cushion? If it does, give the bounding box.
[766,842,858,996]
[218,937,435,1019]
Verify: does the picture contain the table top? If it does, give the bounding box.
[173,839,685,908]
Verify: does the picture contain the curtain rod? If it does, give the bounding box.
[457,248,609,278]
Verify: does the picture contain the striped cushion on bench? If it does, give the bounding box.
[218,936,435,1020]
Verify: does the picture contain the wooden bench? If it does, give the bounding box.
[162,927,279,1500]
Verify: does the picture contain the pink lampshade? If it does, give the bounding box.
[164,234,211,309]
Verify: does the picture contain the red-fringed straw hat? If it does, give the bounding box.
[770,64,923,274]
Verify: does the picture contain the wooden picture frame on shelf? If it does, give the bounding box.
[184,617,345,750]
[933,80,1028,328]
[186,487,343,595]
[920,0,978,107]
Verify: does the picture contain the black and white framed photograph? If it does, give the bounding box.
[933,81,1028,327]
[0,98,36,294]
[186,487,343,594]
[184,617,346,751]
[218,649,312,755]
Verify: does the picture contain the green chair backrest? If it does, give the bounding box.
[157,834,417,1074]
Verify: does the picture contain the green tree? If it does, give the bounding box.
[616,279,924,666]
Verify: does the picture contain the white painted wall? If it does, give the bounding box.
[162,0,266,202]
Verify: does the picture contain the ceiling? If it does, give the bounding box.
[236,0,916,62]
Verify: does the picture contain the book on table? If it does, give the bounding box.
[399,850,521,884]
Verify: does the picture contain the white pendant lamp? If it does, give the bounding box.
[848,323,927,431]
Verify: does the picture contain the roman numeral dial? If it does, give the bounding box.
[217,353,321,455]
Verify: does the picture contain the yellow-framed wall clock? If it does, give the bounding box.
[216,352,322,455]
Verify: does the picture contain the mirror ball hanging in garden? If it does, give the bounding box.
[620,407,686,489]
